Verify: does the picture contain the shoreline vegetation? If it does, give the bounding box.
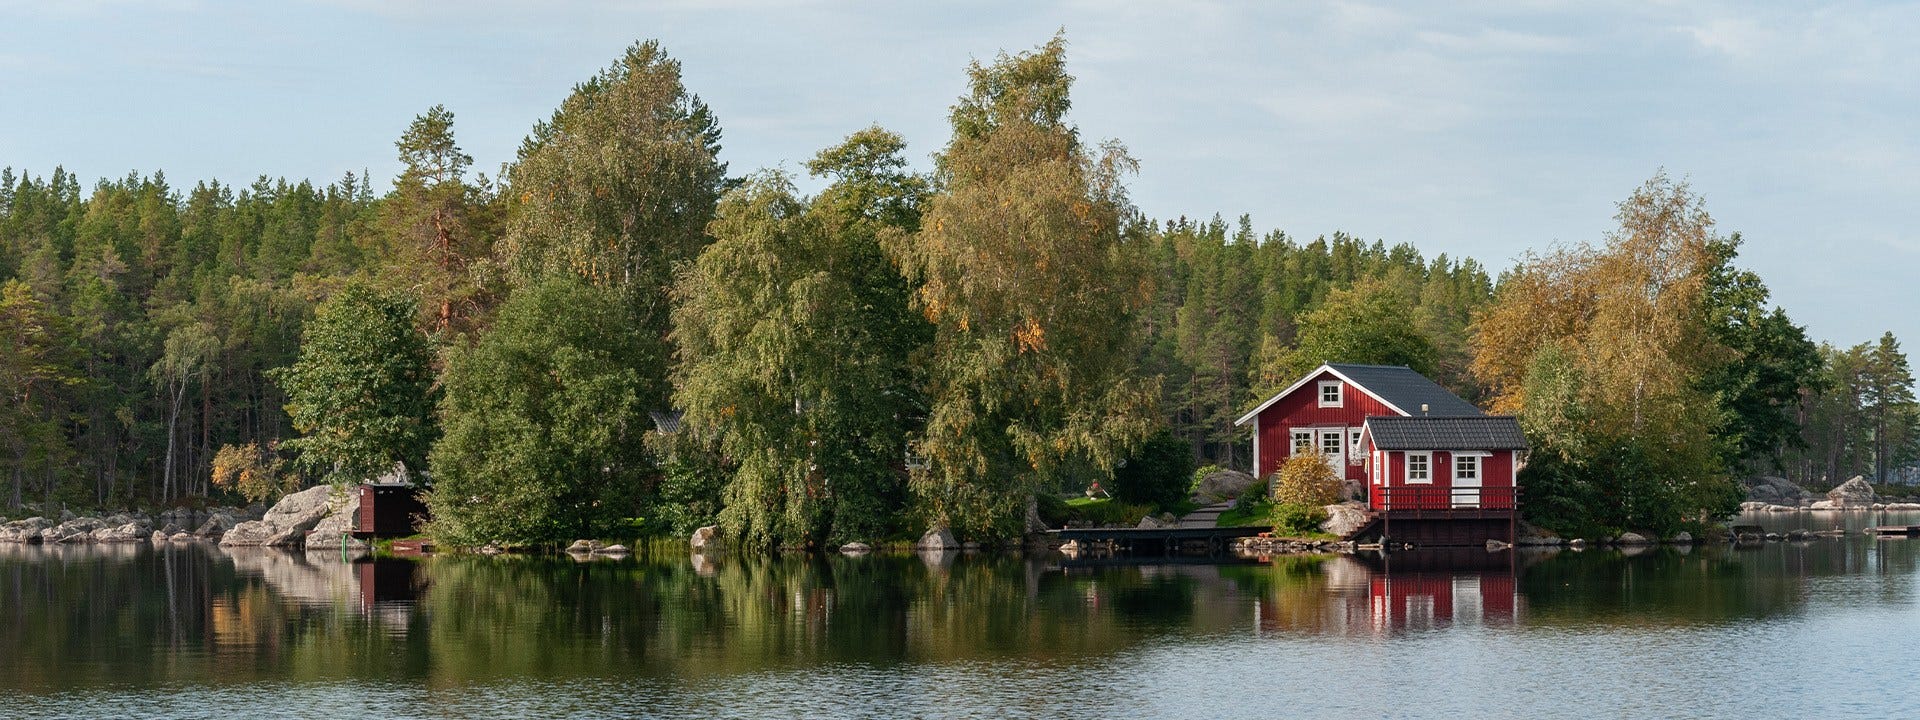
[2,35,1917,555]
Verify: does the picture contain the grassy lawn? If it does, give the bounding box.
[1215,500,1273,528]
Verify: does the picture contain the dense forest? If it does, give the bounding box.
[1,37,1915,546]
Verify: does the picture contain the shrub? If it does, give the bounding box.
[1274,454,1341,508]
[1110,430,1196,509]
[1236,476,1271,507]
[1036,492,1072,526]
[1271,502,1329,536]
[210,442,301,504]
[1189,463,1224,496]
[1063,498,1153,527]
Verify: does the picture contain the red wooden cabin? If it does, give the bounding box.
[1235,363,1527,545]
[355,483,428,539]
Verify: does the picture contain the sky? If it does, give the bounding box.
[1,1,1915,349]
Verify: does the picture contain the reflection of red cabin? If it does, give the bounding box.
[1235,363,1527,545]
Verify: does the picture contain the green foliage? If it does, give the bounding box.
[501,40,726,412]
[1273,453,1342,508]
[1109,430,1195,509]
[1254,279,1437,395]
[1270,502,1328,536]
[374,105,500,335]
[896,36,1160,539]
[1140,216,1493,468]
[1216,497,1272,527]
[1478,174,1754,535]
[1060,496,1152,527]
[208,441,299,504]
[1699,233,1823,471]
[672,129,927,549]
[271,283,435,486]
[1188,463,1224,496]
[650,445,726,537]
[0,278,78,509]
[426,277,653,547]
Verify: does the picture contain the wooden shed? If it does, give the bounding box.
[355,483,428,538]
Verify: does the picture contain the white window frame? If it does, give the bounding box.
[1405,452,1432,484]
[1348,429,1364,465]
[1318,381,1343,408]
[1291,429,1313,454]
[1453,454,1480,483]
[1319,429,1344,459]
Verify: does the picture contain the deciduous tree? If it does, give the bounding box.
[891,37,1159,538]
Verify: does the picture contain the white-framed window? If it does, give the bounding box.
[1318,381,1343,408]
[1291,429,1313,453]
[1454,454,1479,482]
[1348,429,1364,464]
[1320,430,1343,458]
[1406,452,1431,484]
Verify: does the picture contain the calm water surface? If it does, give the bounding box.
[4,511,1918,719]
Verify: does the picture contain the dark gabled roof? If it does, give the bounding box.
[1326,364,1483,417]
[1365,415,1528,451]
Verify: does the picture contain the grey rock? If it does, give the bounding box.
[46,517,106,543]
[1887,502,1920,510]
[1319,501,1370,538]
[689,525,718,551]
[1514,522,1564,546]
[1615,532,1653,545]
[193,513,237,538]
[1193,469,1260,504]
[0,517,53,543]
[566,539,601,554]
[222,485,337,547]
[169,532,193,543]
[591,544,630,555]
[916,526,959,550]
[91,522,150,543]
[1485,539,1513,551]
[304,490,364,549]
[840,542,872,554]
[1136,514,1170,529]
[1745,475,1814,505]
[1827,476,1877,508]
[1669,531,1694,544]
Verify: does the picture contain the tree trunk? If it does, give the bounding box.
[163,379,186,503]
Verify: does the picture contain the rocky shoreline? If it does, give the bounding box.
[0,484,367,550]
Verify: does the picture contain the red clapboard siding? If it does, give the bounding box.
[1255,369,1398,480]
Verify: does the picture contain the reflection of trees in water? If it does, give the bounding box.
[8,540,1916,695]
[1518,540,1917,626]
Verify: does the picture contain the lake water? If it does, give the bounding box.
[4,511,1918,719]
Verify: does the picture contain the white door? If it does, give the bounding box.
[1317,428,1345,471]
[1452,454,1482,508]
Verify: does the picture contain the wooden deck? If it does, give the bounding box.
[1870,526,1920,537]
[1342,486,1518,547]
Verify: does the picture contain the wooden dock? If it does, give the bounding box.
[1869,526,1920,537]
[1049,525,1270,553]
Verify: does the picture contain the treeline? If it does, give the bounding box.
[3,36,1915,546]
